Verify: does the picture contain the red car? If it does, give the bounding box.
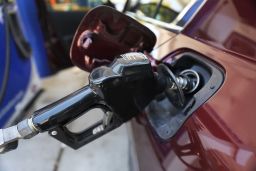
[126,0,256,170]
[66,0,256,170]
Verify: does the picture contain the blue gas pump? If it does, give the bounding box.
[0,0,52,127]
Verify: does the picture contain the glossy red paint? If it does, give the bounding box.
[183,0,256,60]
[131,0,256,170]
[133,33,256,171]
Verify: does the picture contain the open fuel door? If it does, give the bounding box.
[70,6,156,72]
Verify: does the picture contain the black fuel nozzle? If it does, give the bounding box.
[31,52,161,149]
[0,52,162,151]
[0,52,200,152]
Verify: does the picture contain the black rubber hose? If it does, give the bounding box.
[0,2,11,105]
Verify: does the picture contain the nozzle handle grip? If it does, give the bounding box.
[48,112,121,149]
[32,85,103,131]
[31,85,121,149]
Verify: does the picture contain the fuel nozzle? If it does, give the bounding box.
[0,52,200,153]
[0,52,158,152]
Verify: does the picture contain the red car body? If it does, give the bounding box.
[130,0,256,170]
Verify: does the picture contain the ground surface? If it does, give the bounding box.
[0,67,130,171]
